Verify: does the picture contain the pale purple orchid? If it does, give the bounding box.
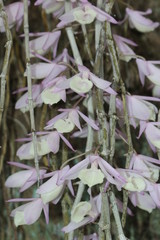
[116,95,159,128]
[25,62,66,83]
[116,168,153,193]
[8,198,49,227]
[56,65,116,95]
[126,8,159,33]
[136,59,160,86]
[113,34,137,62]
[29,31,61,58]
[0,2,24,32]
[129,192,156,213]
[57,0,117,28]
[16,131,75,160]
[63,155,125,188]
[36,165,74,204]
[5,162,46,192]
[62,192,101,233]
[14,84,43,112]
[138,121,160,152]
[41,76,66,105]
[45,107,99,133]
[129,154,160,182]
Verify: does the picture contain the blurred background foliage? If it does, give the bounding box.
[0,0,160,239]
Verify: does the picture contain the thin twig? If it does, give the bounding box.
[105,0,134,227]
[81,24,94,66]
[109,190,127,240]
[64,1,94,239]
[23,0,39,184]
[0,0,12,127]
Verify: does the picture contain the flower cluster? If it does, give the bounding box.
[2,0,160,239]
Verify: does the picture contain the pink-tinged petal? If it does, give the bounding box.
[16,141,33,160]
[129,192,156,213]
[134,95,160,102]
[43,65,67,84]
[47,132,60,153]
[59,133,75,152]
[29,31,61,58]
[113,34,137,47]
[7,161,32,170]
[45,112,68,129]
[104,87,117,95]
[149,184,160,208]
[20,169,46,192]
[57,9,75,27]
[15,137,32,142]
[127,96,151,121]
[36,173,59,194]
[62,217,92,233]
[136,59,150,85]
[89,73,111,89]
[64,157,90,180]
[67,180,74,196]
[43,203,49,224]
[5,170,33,188]
[126,8,159,33]
[55,79,71,90]
[0,2,24,32]
[99,158,126,183]
[137,121,147,139]
[116,198,133,216]
[29,63,55,79]
[7,198,35,203]
[145,124,160,149]
[69,110,82,131]
[77,111,99,130]
[22,199,43,225]
[71,126,88,138]
[91,5,117,24]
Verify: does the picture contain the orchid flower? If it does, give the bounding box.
[129,154,160,182]
[57,0,117,28]
[36,166,74,204]
[138,121,160,152]
[25,62,66,83]
[56,65,116,95]
[45,107,99,133]
[16,131,75,160]
[117,168,153,193]
[129,192,156,213]
[116,95,159,128]
[0,2,24,32]
[136,59,160,86]
[62,192,101,233]
[126,8,159,33]
[15,84,43,113]
[8,198,49,226]
[63,155,125,188]
[5,162,46,192]
[41,76,67,105]
[113,34,137,62]
[29,31,61,58]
